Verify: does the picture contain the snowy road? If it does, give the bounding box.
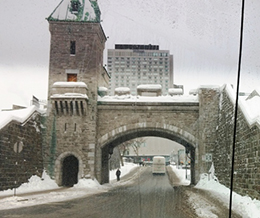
[0,165,249,218]
[0,167,195,218]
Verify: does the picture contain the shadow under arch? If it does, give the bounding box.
[99,127,196,185]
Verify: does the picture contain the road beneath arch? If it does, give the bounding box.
[0,167,242,218]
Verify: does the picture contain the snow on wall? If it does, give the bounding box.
[168,88,183,95]
[98,87,108,92]
[224,84,260,128]
[115,87,130,92]
[52,82,88,88]
[137,84,162,90]
[0,106,43,130]
[98,94,198,103]
[51,93,89,99]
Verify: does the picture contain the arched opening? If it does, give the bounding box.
[99,128,196,185]
[62,155,79,187]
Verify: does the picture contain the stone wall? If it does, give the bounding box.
[96,101,200,184]
[196,87,220,182]
[216,85,260,199]
[45,20,108,185]
[47,21,107,97]
[0,113,43,191]
[214,86,234,187]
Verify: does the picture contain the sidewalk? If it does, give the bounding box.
[0,163,138,210]
[0,187,68,200]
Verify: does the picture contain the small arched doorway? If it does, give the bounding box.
[62,155,79,187]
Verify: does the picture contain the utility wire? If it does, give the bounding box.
[229,0,245,217]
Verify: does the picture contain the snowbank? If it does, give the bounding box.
[1,163,260,217]
[170,164,260,218]
[196,173,260,218]
[0,163,138,210]
[170,165,190,185]
[0,171,58,197]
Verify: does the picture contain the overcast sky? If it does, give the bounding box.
[0,0,260,110]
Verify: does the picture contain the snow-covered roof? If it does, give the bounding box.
[168,88,183,95]
[47,0,101,23]
[189,89,198,95]
[246,88,260,100]
[52,81,88,88]
[51,93,88,99]
[115,87,130,92]
[137,84,162,90]
[98,94,198,103]
[0,106,43,130]
[98,87,108,92]
[225,84,260,128]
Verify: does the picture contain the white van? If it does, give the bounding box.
[152,156,166,174]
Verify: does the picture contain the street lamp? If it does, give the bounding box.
[185,148,190,179]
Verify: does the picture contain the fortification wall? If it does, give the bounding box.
[216,85,260,199]
[0,112,43,191]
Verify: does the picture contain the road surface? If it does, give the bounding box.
[0,166,242,218]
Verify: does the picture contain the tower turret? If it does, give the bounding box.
[45,0,108,186]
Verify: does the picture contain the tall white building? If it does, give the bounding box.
[107,44,174,95]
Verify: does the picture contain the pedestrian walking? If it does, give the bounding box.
[116,168,121,181]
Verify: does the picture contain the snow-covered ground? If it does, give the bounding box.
[0,163,260,218]
[194,173,260,218]
[171,165,260,218]
[0,162,138,210]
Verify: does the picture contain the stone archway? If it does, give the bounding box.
[62,155,79,187]
[97,127,197,185]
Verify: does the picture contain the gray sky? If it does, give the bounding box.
[0,0,60,109]
[1,0,260,109]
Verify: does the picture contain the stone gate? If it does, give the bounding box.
[44,0,220,187]
[96,100,199,184]
[1,0,260,201]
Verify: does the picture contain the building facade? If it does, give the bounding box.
[107,44,174,95]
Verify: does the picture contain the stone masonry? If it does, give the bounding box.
[216,85,260,199]
[96,101,200,184]
[45,20,108,185]
[0,111,43,191]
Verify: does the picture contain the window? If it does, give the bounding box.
[67,74,77,82]
[70,41,76,55]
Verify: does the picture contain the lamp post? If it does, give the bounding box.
[185,148,189,180]
[13,141,24,196]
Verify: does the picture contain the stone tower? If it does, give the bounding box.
[45,0,109,186]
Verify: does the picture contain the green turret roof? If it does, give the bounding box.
[47,0,101,22]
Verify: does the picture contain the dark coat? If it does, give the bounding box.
[116,169,121,177]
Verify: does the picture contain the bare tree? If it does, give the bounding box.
[131,137,146,157]
[118,137,146,166]
[118,140,131,166]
